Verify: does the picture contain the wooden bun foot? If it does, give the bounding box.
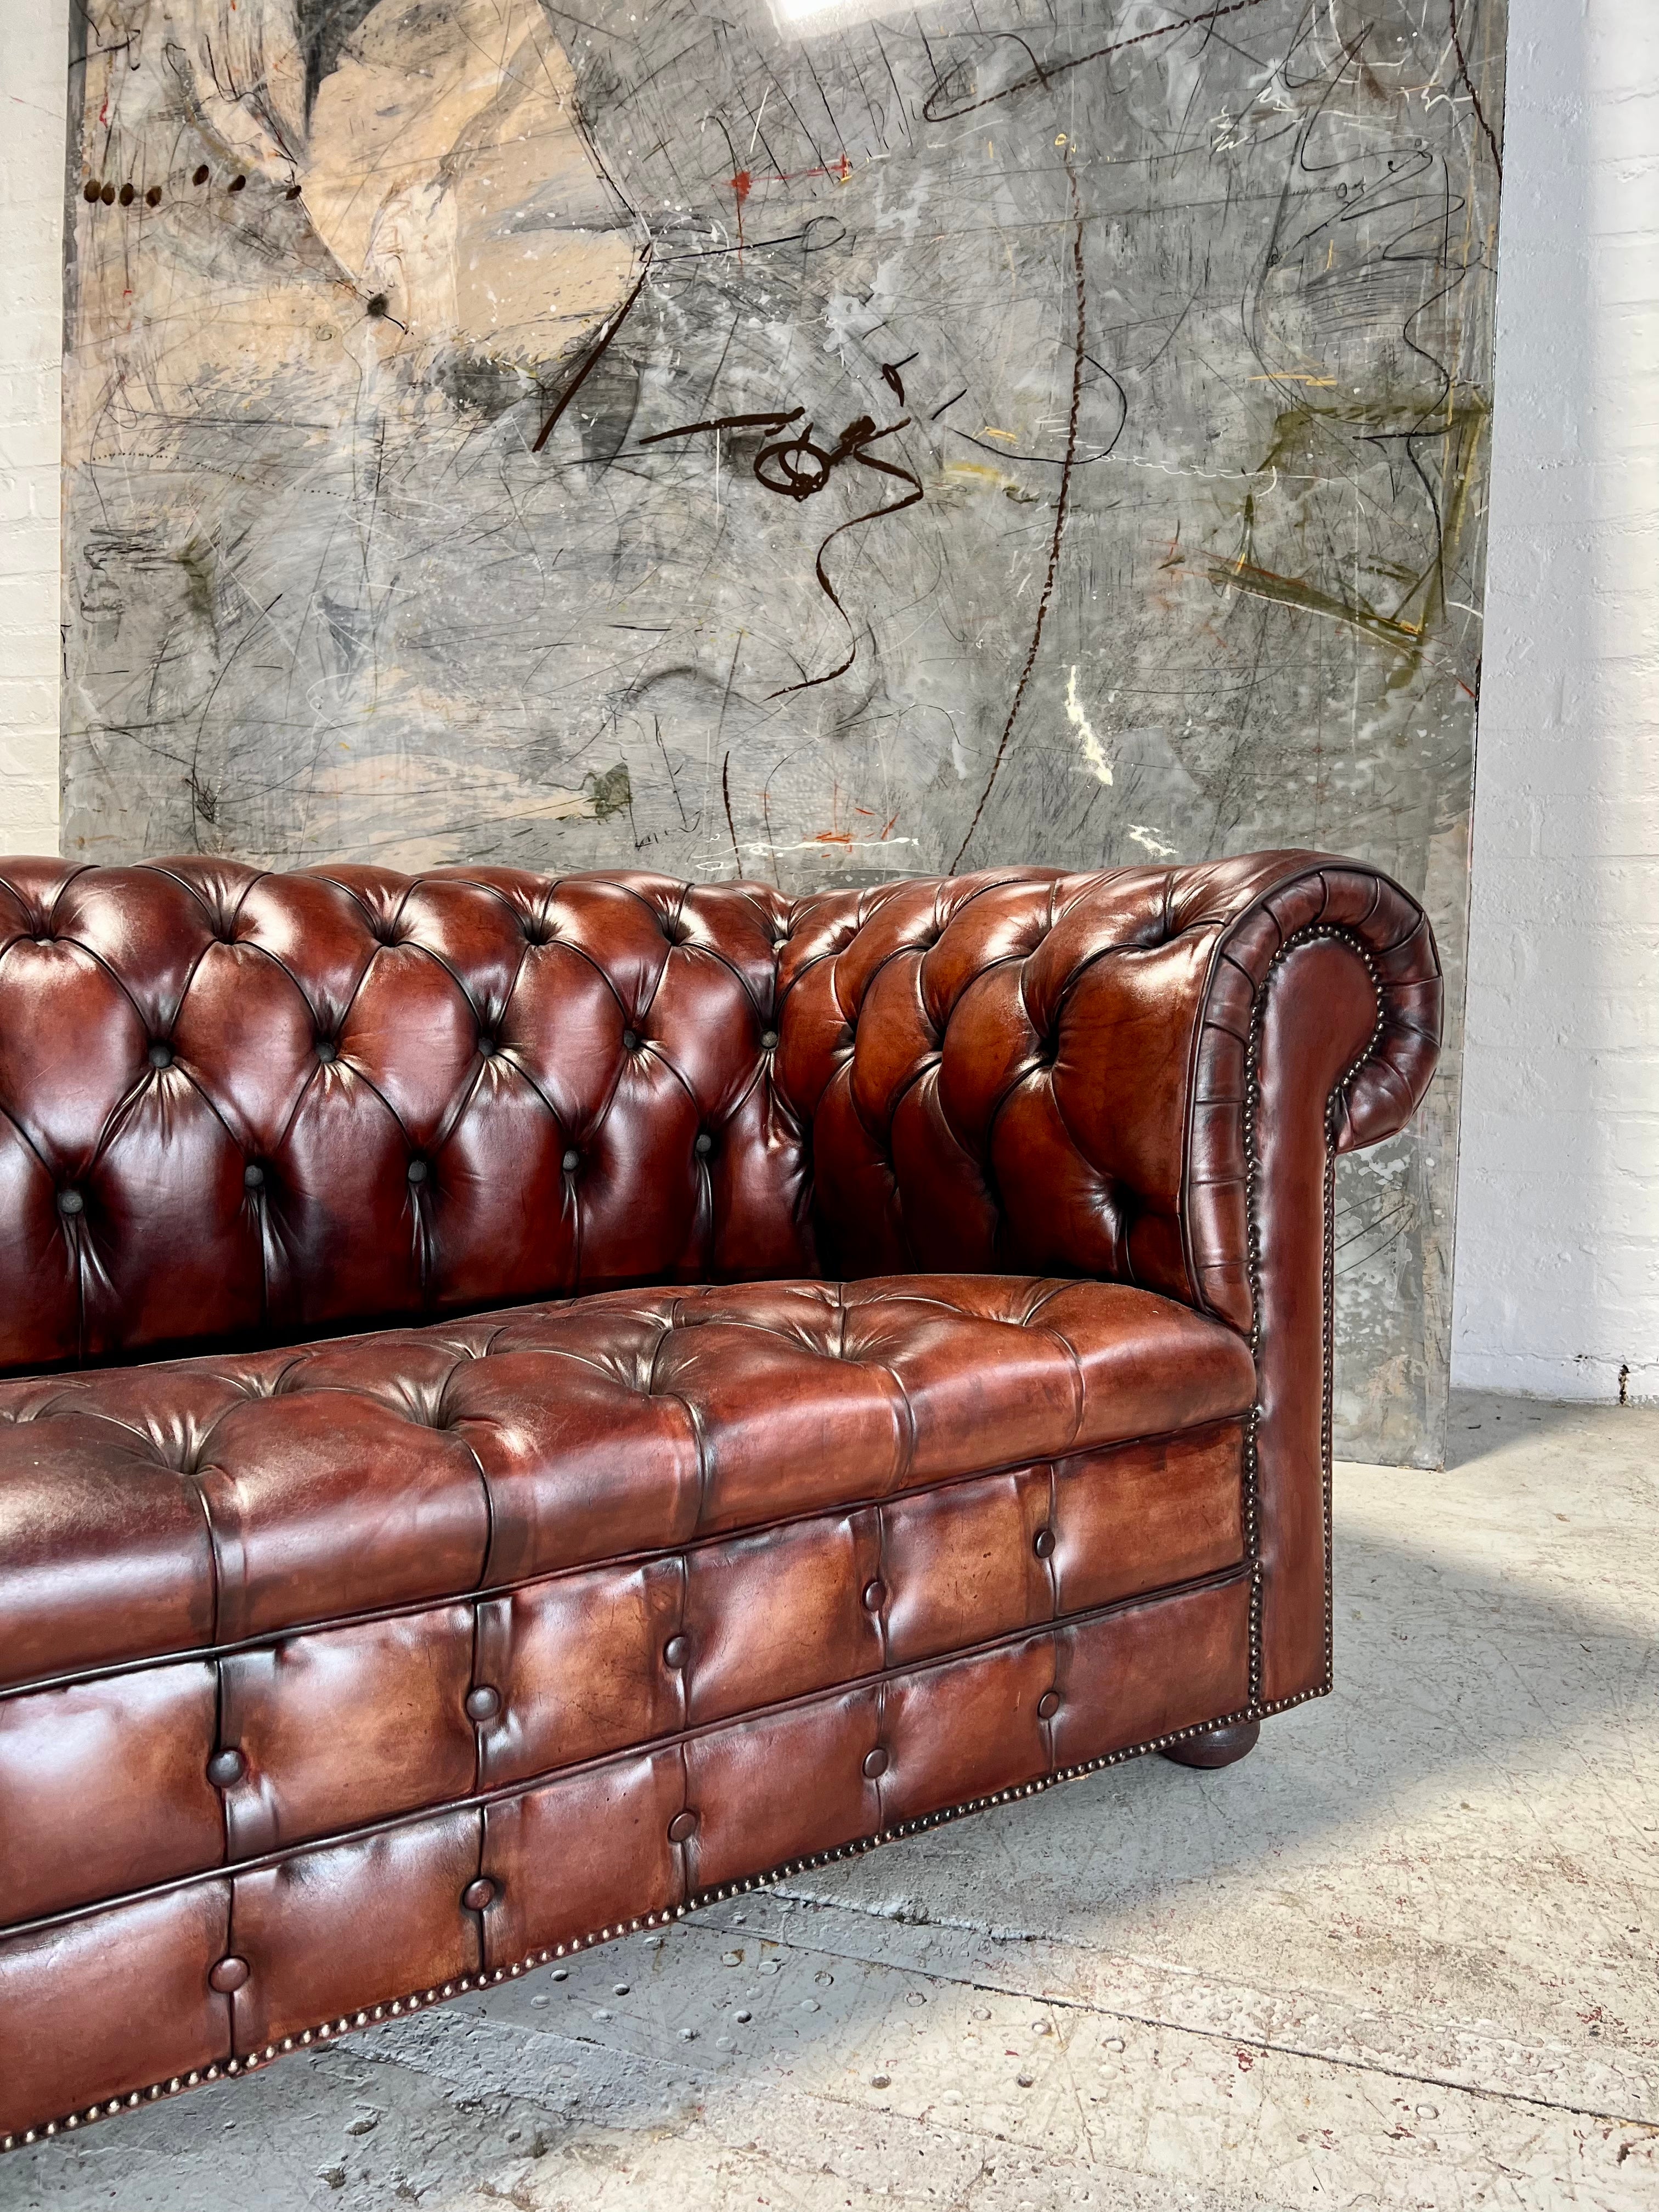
[1159,1719,1261,1770]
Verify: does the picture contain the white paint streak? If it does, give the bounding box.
[1065,664,1112,785]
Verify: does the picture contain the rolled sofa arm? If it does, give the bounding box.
[776,850,1442,1711]
[778,851,1440,1308]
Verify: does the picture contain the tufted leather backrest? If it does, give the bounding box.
[0,860,810,1373]
[0,852,1437,1375]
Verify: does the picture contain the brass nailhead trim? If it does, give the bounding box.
[1239,920,1383,1712]
[2,1683,1329,2156]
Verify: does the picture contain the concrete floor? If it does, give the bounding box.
[6,1393,1657,2211]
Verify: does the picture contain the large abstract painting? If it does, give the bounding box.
[61,0,1506,1462]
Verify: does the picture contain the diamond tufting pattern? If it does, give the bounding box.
[0,854,1438,1374]
[0,849,1441,2149]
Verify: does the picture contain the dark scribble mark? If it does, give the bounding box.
[655,216,849,265]
[881,353,918,402]
[756,415,898,502]
[364,291,408,335]
[715,635,744,869]
[931,388,967,421]
[921,0,1268,123]
[952,163,1087,873]
[767,420,924,699]
[640,407,805,446]
[721,750,742,872]
[532,258,653,456]
[187,770,219,827]
[656,718,689,832]
[951,354,1126,470]
[1449,1,1502,183]
[640,402,924,698]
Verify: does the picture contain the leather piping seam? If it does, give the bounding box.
[0,1558,1253,1943]
[1177,863,1412,1327]
[0,1413,1251,1702]
[1242,924,1384,1709]
[0,1679,1297,2157]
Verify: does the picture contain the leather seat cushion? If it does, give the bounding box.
[0,1274,1254,1690]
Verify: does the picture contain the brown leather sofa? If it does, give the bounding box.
[0,850,1440,2148]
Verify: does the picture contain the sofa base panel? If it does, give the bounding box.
[1,1671,1330,2154]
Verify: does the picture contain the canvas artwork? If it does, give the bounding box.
[60,0,1506,1462]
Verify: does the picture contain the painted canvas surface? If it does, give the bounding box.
[60,0,1506,1462]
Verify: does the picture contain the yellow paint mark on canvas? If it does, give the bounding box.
[978,425,1019,442]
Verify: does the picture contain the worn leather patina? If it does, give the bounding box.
[0,851,1440,2145]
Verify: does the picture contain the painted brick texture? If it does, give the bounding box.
[0,0,66,852]
[1454,0,1659,1402]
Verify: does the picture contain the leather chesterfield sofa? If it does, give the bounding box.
[0,850,1440,2148]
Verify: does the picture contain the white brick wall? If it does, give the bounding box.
[0,0,67,853]
[1452,0,1659,1404]
[0,4,1652,1407]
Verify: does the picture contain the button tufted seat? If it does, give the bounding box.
[0,1275,1253,1692]
[0,851,1441,2148]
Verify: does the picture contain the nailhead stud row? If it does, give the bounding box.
[3,1695,1331,2154]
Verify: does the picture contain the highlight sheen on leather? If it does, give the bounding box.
[0,851,1441,2148]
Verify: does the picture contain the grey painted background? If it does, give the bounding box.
[61,0,1506,1463]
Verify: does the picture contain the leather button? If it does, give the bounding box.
[243,1162,264,1189]
[695,1132,714,1156]
[147,1040,174,1068]
[208,1956,249,1994]
[622,1029,640,1052]
[57,1189,84,1217]
[862,1747,889,1779]
[663,1634,690,1669]
[760,1030,778,1050]
[861,1578,887,1612]
[562,1148,579,1172]
[464,1685,500,1722]
[315,1039,337,1063]
[667,1810,698,1843]
[1037,1691,1062,1720]
[461,1877,496,1911]
[407,1159,428,1183]
[478,1035,497,1057]
[206,1748,246,1787]
[1033,1526,1057,1560]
